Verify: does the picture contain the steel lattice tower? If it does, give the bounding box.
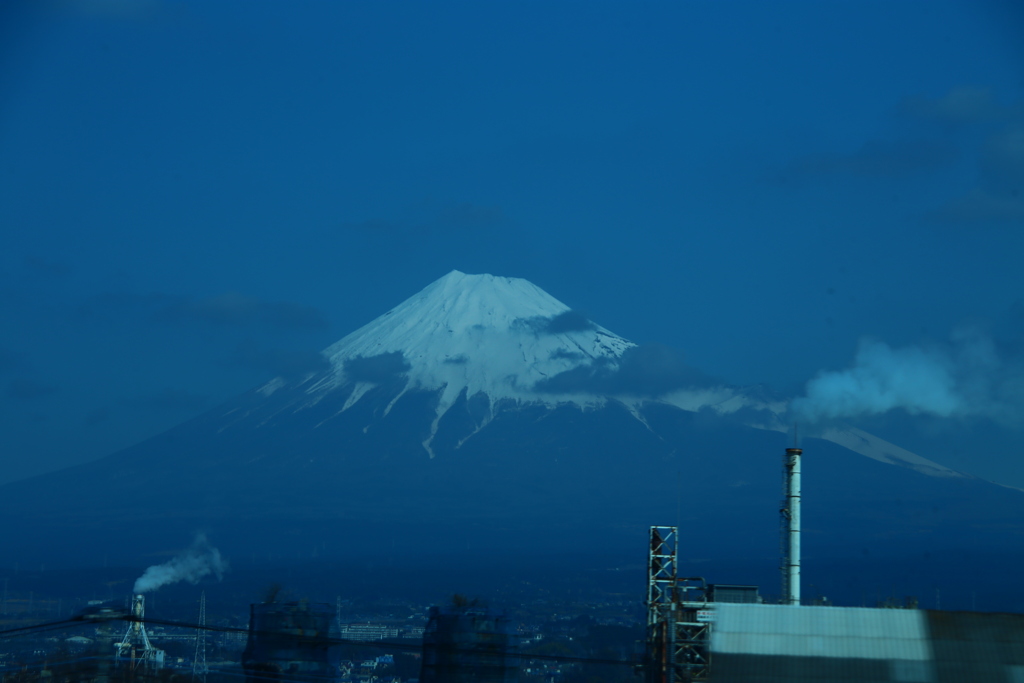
[645,526,711,683]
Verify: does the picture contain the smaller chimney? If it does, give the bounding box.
[782,447,802,605]
[130,594,145,639]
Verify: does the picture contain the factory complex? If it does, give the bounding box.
[4,446,1024,682]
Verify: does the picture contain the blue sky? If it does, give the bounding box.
[1,0,1023,485]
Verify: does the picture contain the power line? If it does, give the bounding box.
[0,617,82,637]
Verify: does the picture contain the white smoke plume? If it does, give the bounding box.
[133,534,228,594]
[791,329,1024,425]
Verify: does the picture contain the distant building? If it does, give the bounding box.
[420,604,519,683]
[242,600,338,683]
[707,585,762,604]
[340,623,402,640]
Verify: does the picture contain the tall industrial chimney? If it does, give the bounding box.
[781,447,802,605]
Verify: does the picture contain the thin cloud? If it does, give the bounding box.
[23,255,72,277]
[928,189,1024,225]
[78,290,329,330]
[85,407,111,426]
[346,218,402,232]
[343,351,411,383]
[164,293,330,330]
[898,86,1004,125]
[782,139,959,179]
[341,201,508,234]
[43,0,166,20]
[549,348,585,361]
[535,344,716,397]
[0,349,27,374]
[929,126,1024,225]
[981,126,1024,193]
[77,291,179,323]
[230,342,330,379]
[128,388,210,413]
[544,311,596,334]
[522,310,596,335]
[7,378,58,400]
[435,202,506,230]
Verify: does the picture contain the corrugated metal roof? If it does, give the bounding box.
[710,603,932,661]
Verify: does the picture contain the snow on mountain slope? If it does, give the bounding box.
[820,426,963,478]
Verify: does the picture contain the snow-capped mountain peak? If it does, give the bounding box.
[305,271,633,454]
[321,270,633,389]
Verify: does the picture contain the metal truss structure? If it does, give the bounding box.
[115,594,165,672]
[645,526,712,683]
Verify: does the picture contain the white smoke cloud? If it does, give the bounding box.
[791,330,1024,425]
[133,534,228,594]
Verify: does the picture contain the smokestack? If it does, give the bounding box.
[782,447,802,605]
[131,593,145,638]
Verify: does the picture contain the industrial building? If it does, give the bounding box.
[643,446,1024,682]
[645,523,1024,682]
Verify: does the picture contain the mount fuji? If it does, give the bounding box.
[256,270,959,475]
[2,271,1022,605]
